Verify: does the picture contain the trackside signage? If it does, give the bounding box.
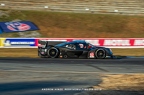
[134,40,144,45]
[3,38,36,47]
[103,40,130,46]
[102,39,144,47]
[0,21,39,33]
[36,38,144,48]
[0,38,144,48]
[85,40,100,46]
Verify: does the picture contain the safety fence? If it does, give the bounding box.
[0,38,144,48]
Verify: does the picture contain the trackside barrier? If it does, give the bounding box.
[0,38,144,48]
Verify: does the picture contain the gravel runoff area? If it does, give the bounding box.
[75,74,144,95]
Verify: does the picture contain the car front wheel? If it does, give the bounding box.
[95,49,106,59]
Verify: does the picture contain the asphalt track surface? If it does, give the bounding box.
[0,57,144,95]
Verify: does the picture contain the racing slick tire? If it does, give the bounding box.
[47,47,60,58]
[95,48,106,59]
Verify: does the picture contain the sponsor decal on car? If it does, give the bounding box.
[41,52,45,54]
[89,52,94,58]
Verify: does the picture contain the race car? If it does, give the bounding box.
[38,40,114,59]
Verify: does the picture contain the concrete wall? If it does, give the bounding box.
[0,0,144,15]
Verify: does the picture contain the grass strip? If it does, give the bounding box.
[0,48,144,58]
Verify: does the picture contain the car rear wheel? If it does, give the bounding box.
[95,49,106,59]
[47,47,59,58]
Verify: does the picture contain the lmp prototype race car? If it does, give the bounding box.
[38,40,114,59]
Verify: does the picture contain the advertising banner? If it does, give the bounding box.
[0,21,39,33]
[71,38,144,48]
[3,38,36,47]
[35,38,144,48]
[0,38,144,48]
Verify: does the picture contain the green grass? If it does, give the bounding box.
[0,10,144,38]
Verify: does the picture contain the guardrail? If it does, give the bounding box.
[0,38,144,48]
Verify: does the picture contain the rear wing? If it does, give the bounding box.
[38,40,65,48]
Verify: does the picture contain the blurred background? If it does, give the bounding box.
[0,0,144,38]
